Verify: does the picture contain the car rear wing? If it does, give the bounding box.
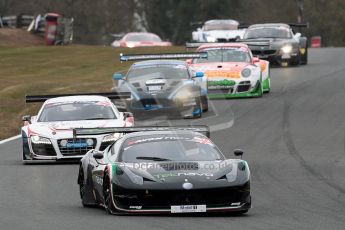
[73,125,210,138]
[119,52,208,62]
[238,24,250,29]
[110,33,125,39]
[186,42,245,49]
[185,42,213,48]
[288,23,309,29]
[25,92,131,103]
[185,40,271,49]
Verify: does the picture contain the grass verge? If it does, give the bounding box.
[0,45,184,140]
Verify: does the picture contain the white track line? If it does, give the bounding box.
[0,135,20,145]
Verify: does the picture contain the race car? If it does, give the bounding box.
[111,32,172,48]
[187,43,270,99]
[192,19,246,43]
[21,93,134,162]
[111,53,209,118]
[241,23,308,66]
[76,126,251,215]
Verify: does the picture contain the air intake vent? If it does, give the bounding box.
[216,175,227,180]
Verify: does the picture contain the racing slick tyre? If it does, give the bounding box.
[201,95,209,112]
[22,132,31,161]
[103,172,120,215]
[78,165,96,207]
[181,97,202,119]
[263,78,271,94]
[256,81,264,98]
[193,97,202,118]
[263,68,271,94]
[300,47,308,65]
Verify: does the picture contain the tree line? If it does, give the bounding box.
[0,0,344,46]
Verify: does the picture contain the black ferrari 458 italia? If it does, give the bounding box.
[76,126,251,215]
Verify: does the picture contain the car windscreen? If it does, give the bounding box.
[126,65,190,82]
[119,134,224,163]
[126,34,162,42]
[193,48,251,63]
[204,21,238,31]
[38,101,116,122]
[244,27,292,39]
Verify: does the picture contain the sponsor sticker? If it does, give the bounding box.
[208,79,236,87]
[205,70,240,78]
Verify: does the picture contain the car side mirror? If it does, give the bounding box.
[294,32,301,39]
[194,71,204,78]
[234,149,244,157]
[252,57,260,63]
[123,112,134,125]
[22,115,31,124]
[113,73,123,81]
[93,151,104,160]
[123,112,133,119]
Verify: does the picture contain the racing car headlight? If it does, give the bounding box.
[206,35,216,42]
[241,68,251,78]
[30,135,51,145]
[102,133,122,143]
[126,42,135,48]
[281,45,293,54]
[86,138,94,146]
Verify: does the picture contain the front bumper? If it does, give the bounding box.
[118,97,200,118]
[111,183,251,214]
[208,80,262,99]
[251,49,299,66]
[24,136,112,161]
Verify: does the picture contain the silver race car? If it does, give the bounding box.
[21,93,133,162]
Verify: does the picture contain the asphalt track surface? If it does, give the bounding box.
[1,48,345,230]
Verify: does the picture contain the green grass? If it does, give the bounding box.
[0,45,185,140]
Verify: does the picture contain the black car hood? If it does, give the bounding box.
[113,159,250,189]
